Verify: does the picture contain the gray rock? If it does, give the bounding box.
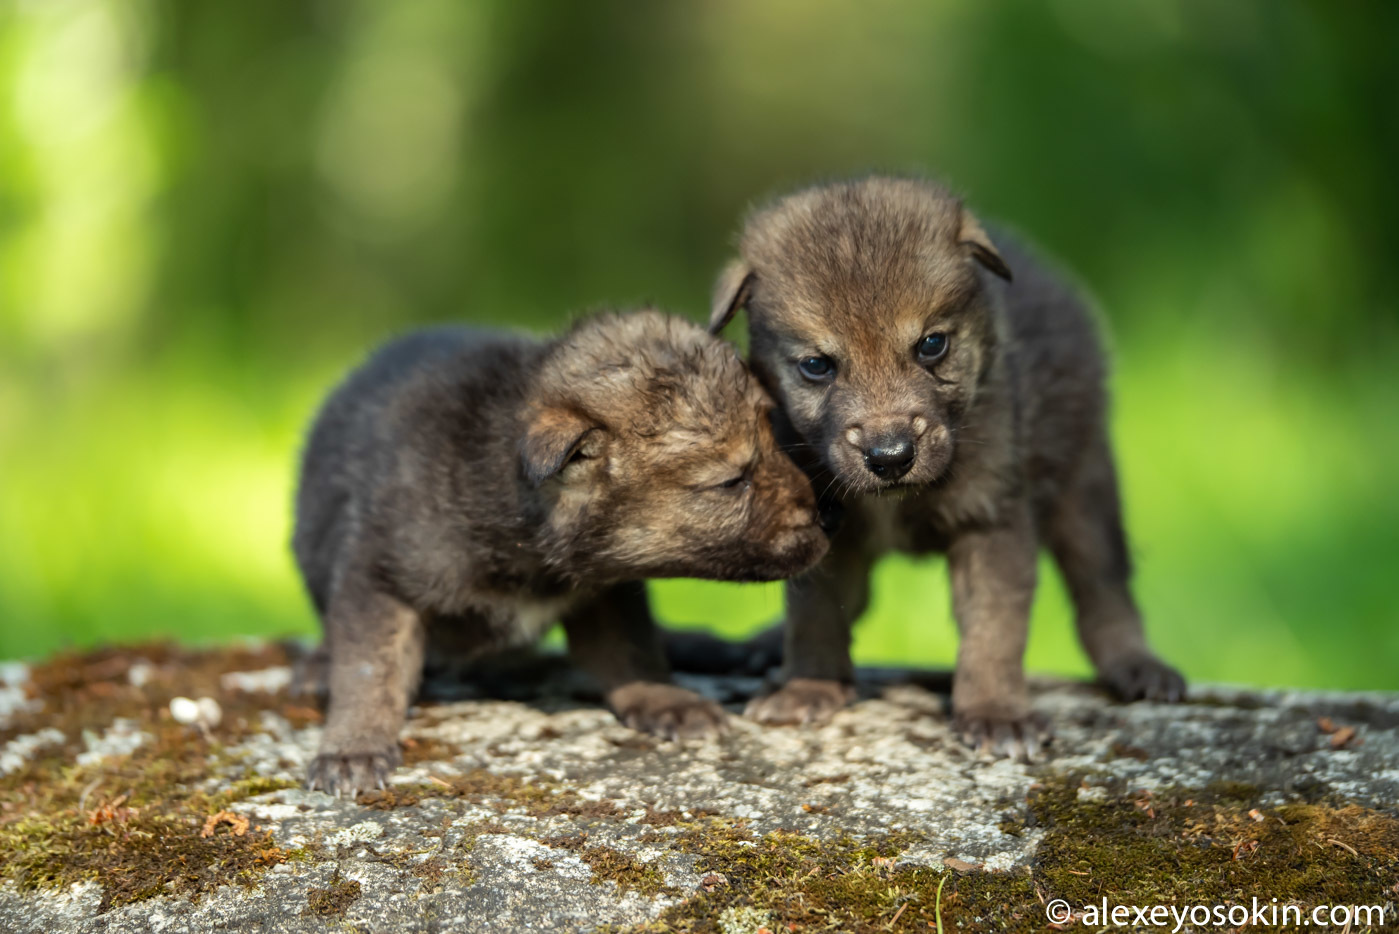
[1,653,1396,933]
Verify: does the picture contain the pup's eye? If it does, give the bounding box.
[797,355,836,382]
[916,333,950,364]
[712,471,751,492]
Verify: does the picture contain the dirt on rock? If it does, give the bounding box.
[0,643,1395,933]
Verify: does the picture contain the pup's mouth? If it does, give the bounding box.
[827,473,919,498]
[823,438,954,498]
[832,460,951,497]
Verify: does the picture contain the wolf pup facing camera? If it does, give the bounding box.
[710,176,1185,758]
[293,310,828,797]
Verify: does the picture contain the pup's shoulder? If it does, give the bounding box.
[309,324,543,490]
[365,328,539,424]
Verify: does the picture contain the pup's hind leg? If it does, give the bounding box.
[308,580,426,797]
[565,582,729,741]
[1047,437,1185,702]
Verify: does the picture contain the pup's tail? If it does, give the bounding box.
[662,624,783,678]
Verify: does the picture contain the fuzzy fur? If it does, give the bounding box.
[711,176,1184,758]
[293,311,828,795]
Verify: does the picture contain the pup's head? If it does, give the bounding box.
[709,177,1013,496]
[520,310,828,582]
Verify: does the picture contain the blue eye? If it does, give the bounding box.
[797,355,836,382]
[916,333,949,363]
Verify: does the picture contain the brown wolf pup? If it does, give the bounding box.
[293,311,828,796]
[710,176,1185,758]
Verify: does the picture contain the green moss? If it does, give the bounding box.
[399,736,463,767]
[0,643,312,911]
[609,777,1399,933]
[544,833,670,896]
[1204,780,1263,804]
[0,642,320,755]
[303,870,362,919]
[359,769,621,820]
[615,821,929,932]
[581,846,670,897]
[458,818,511,841]
[1030,780,1399,915]
[0,766,295,912]
[409,855,449,890]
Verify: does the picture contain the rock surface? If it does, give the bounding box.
[0,644,1396,933]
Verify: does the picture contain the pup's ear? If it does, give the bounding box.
[520,407,603,485]
[709,259,756,334]
[958,209,1013,282]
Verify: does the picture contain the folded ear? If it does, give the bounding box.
[709,259,756,334]
[520,407,602,485]
[958,208,1013,282]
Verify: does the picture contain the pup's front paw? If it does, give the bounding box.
[609,682,729,741]
[953,708,1051,761]
[746,678,854,726]
[1099,652,1186,703]
[307,748,400,798]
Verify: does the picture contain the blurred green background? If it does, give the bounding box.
[2,0,1396,689]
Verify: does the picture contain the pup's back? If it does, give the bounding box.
[293,327,538,613]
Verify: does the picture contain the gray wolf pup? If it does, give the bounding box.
[710,176,1184,758]
[294,310,828,795]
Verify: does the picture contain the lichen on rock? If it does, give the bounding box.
[0,642,1395,933]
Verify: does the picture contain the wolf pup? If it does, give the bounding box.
[293,310,828,796]
[710,176,1185,758]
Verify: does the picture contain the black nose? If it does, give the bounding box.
[863,438,915,479]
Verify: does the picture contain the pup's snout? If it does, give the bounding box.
[862,437,915,480]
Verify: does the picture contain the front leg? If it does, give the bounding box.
[947,503,1049,760]
[308,581,425,798]
[564,582,727,740]
[746,534,872,726]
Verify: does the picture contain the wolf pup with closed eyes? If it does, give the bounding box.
[293,310,828,797]
[710,176,1185,758]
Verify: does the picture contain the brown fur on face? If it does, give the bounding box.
[712,176,1184,758]
[711,178,1011,496]
[524,312,827,583]
[292,310,828,797]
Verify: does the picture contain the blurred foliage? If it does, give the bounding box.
[1,0,1396,688]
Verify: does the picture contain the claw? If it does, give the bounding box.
[954,710,1052,762]
[611,683,728,742]
[1100,653,1186,705]
[747,679,852,727]
[308,750,401,799]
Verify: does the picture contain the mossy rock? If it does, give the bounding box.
[1,643,1395,932]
